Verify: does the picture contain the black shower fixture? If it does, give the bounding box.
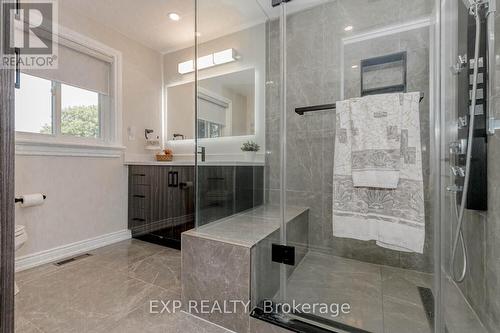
[272,0,292,7]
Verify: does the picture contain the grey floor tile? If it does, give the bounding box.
[16,264,60,287]
[381,266,433,306]
[14,240,212,333]
[15,240,437,333]
[281,251,434,333]
[15,321,43,333]
[383,296,431,333]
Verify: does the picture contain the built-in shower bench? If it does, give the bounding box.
[181,205,309,333]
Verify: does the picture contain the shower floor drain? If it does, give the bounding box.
[418,286,435,330]
[54,253,92,266]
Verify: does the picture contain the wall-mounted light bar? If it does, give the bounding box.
[177,48,237,74]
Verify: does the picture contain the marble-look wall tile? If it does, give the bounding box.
[264,0,435,273]
[181,234,251,333]
[337,0,401,32]
[398,0,435,22]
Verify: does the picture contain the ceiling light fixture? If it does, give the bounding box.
[168,12,181,21]
[351,65,359,69]
[178,48,238,74]
[344,25,353,32]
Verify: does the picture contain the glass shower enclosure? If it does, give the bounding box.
[192,0,498,332]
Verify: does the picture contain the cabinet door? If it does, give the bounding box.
[197,166,235,226]
[150,166,171,230]
[169,166,195,234]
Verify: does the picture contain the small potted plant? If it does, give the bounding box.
[241,141,260,161]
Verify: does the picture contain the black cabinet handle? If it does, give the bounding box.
[133,195,145,198]
[132,218,146,222]
[168,171,179,187]
[133,173,146,177]
[173,172,179,187]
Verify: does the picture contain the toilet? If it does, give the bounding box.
[14,225,27,295]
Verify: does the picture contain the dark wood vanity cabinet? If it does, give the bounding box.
[128,165,195,248]
[128,164,264,249]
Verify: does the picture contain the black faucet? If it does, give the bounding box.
[173,133,185,140]
[197,146,206,162]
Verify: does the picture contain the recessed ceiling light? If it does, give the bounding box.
[344,25,353,32]
[168,12,181,21]
[351,65,359,69]
[195,32,202,37]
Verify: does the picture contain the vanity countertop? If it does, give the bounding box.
[125,160,194,166]
[124,160,265,166]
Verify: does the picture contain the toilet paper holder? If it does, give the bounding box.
[15,194,47,204]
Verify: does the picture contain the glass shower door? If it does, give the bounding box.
[256,1,440,332]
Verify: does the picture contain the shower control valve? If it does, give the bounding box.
[446,185,464,193]
[450,166,466,177]
[449,139,467,155]
[451,54,468,75]
[458,116,468,129]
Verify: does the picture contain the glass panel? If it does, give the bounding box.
[194,0,281,311]
[440,0,499,332]
[61,84,100,138]
[15,73,53,134]
[277,0,438,332]
[194,0,270,225]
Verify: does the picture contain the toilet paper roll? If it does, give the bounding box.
[20,193,45,207]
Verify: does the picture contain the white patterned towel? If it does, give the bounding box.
[332,92,425,253]
[350,93,403,189]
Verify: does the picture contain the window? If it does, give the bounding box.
[14,30,122,157]
[197,119,225,139]
[15,74,53,134]
[61,84,100,138]
[15,75,102,139]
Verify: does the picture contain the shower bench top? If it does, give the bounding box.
[183,204,309,248]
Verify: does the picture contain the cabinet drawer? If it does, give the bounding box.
[130,184,150,198]
[129,209,149,227]
[130,195,149,211]
[130,166,151,185]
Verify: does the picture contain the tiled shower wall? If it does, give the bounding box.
[265,0,435,272]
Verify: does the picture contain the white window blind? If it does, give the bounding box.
[23,37,112,96]
[198,95,228,125]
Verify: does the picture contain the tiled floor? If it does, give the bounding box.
[285,251,434,333]
[15,239,434,333]
[15,239,231,333]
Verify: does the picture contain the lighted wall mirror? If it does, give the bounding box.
[166,68,256,141]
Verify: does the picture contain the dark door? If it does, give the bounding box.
[145,166,194,249]
[0,0,16,328]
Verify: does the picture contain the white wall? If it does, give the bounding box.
[163,24,266,161]
[15,4,163,259]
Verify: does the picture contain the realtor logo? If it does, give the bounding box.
[2,0,58,69]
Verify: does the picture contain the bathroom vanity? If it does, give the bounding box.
[128,164,195,249]
[126,163,264,249]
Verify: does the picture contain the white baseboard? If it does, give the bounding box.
[15,229,132,272]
